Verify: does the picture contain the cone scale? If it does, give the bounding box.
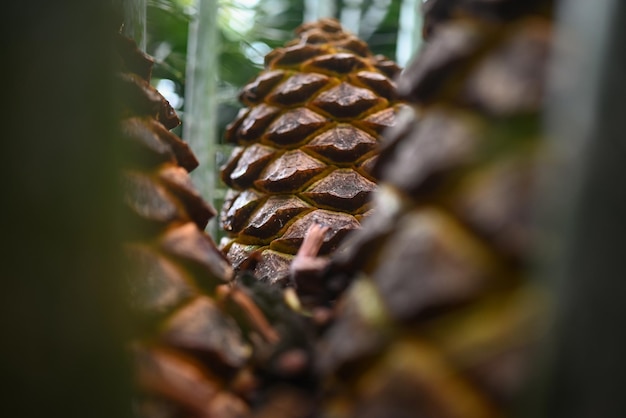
[316,3,556,417]
[220,19,404,286]
[116,34,256,417]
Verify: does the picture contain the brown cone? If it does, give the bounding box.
[220,18,406,286]
[318,4,555,418]
[116,33,257,418]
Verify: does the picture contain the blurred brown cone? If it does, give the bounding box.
[116,33,259,418]
[317,2,556,417]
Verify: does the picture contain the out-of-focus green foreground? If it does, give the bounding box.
[0,2,131,418]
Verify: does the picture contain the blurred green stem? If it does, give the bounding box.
[184,0,220,236]
[396,0,421,66]
[120,0,147,49]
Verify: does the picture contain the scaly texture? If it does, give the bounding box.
[316,2,555,417]
[220,18,405,286]
[116,34,257,418]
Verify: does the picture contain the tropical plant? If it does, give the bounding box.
[219,18,404,286]
[144,0,413,236]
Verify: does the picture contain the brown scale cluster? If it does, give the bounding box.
[314,3,555,418]
[116,34,265,418]
[220,18,405,286]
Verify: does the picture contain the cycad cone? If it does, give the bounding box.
[317,5,555,418]
[220,18,405,285]
[116,34,253,417]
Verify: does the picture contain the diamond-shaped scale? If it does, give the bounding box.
[126,244,195,315]
[221,189,265,234]
[159,165,215,229]
[124,170,179,224]
[133,345,224,413]
[358,155,379,178]
[254,150,328,193]
[121,117,176,168]
[124,117,198,171]
[302,52,368,74]
[223,241,261,271]
[351,70,397,100]
[268,73,330,106]
[224,109,247,143]
[239,70,286,105]
[220,146,243,188]
[160,223,233,288]
[264,107,327,146]
[301,169,376,212]
[357,105,405,135]
[336,37,370,56]
[237,104,281,142]
[369,209,499,321]
[227,144,276,189]
[447,155,534,260]
[161,296,250,369]
[303,124,377,163]
[253,250,293,286]
[373,54,402,79]
[379,108,479,197]
[241,195,312,242]
[312,82,385,118]
[270,209,360,255]
[266,43,323,68]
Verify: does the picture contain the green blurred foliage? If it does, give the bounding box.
[366,0,402,59]
[145,0,402,108]
[146,0,192,83]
